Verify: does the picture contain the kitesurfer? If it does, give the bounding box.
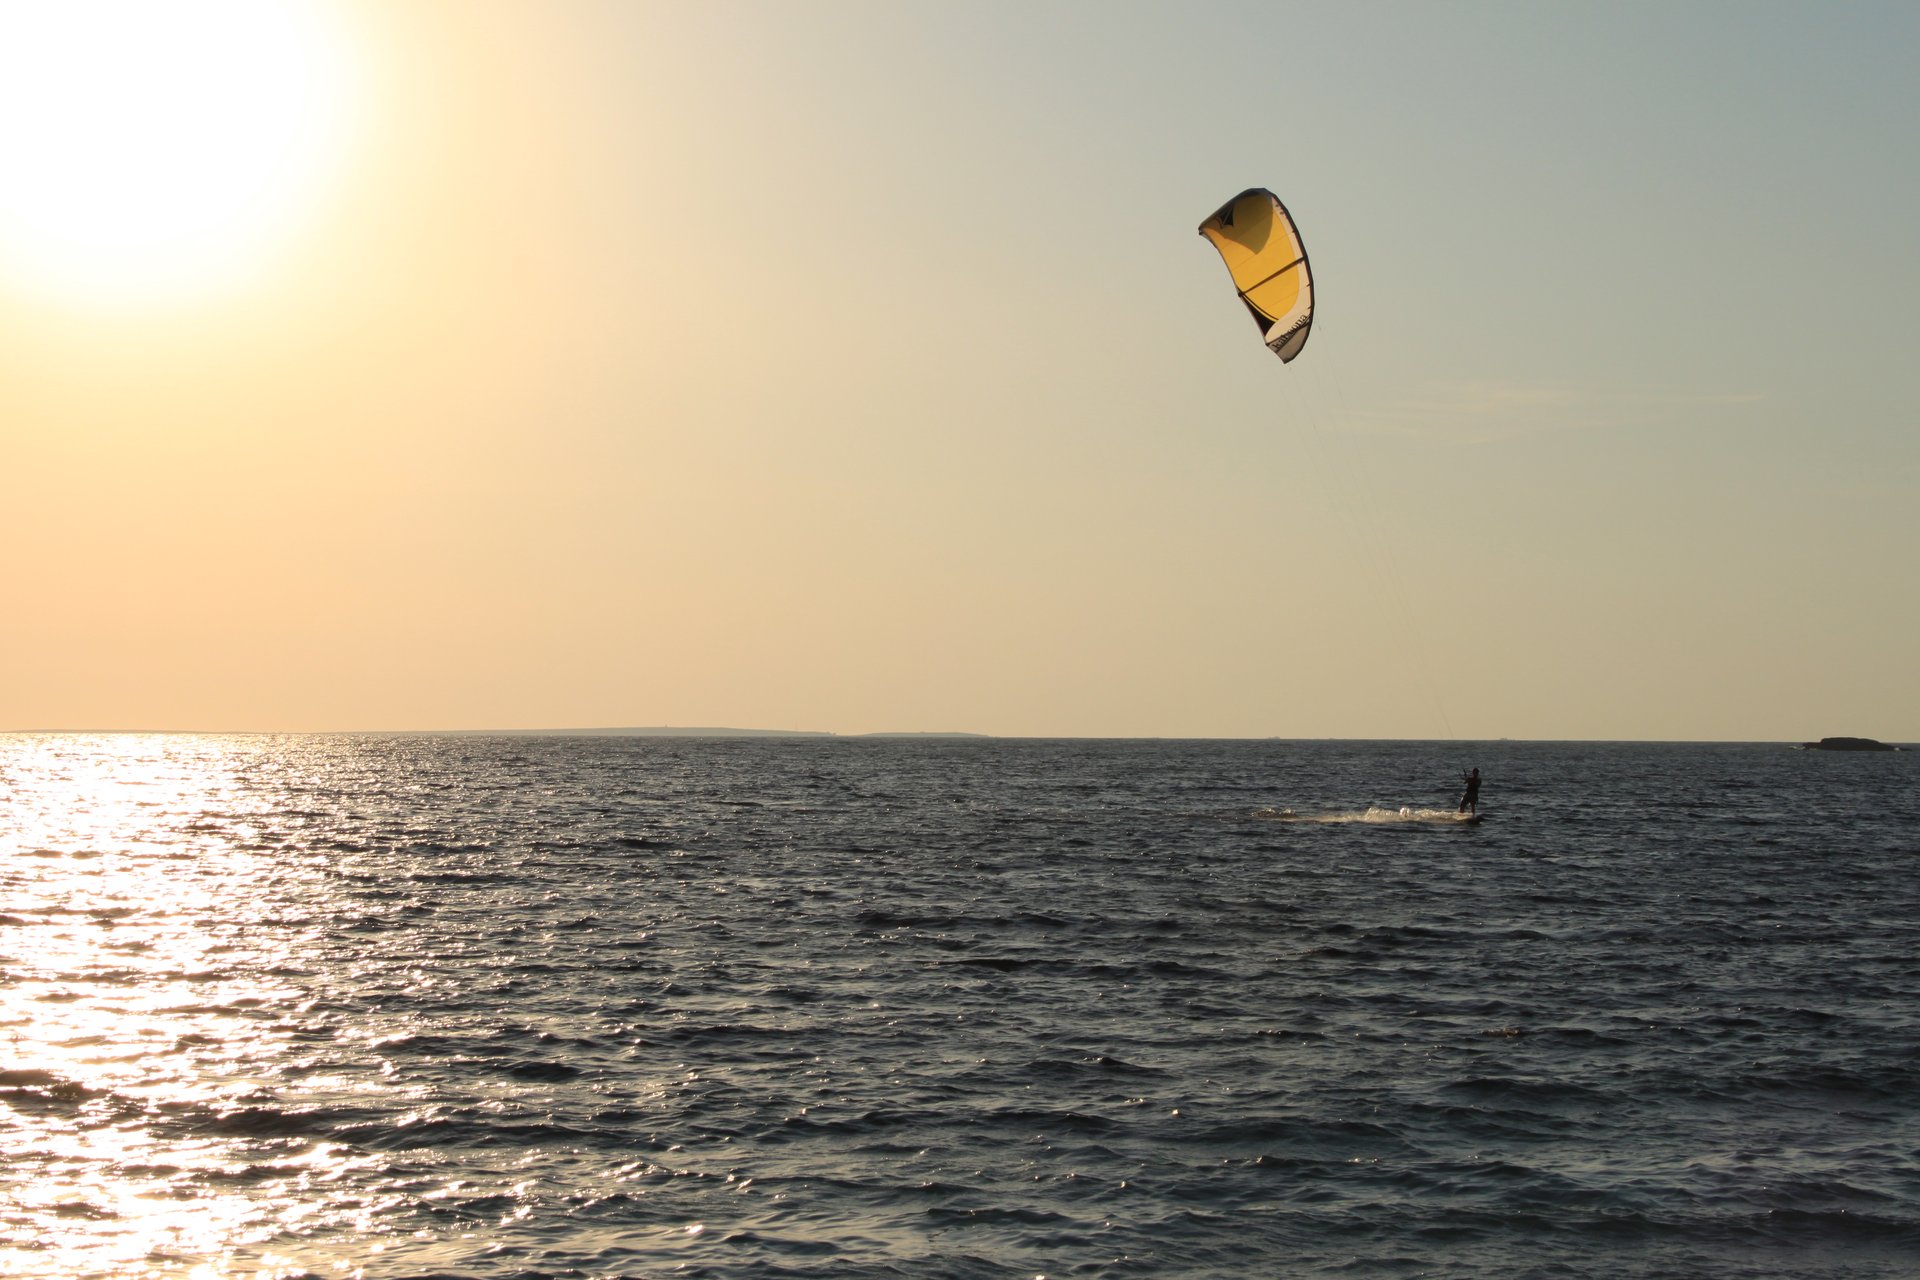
[1459,768,1481,814]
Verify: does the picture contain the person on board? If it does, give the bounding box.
[1459,768,1481,814]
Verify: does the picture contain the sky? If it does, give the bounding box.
[2,0,1915,740]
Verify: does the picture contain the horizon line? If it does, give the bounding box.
[1,726,1908,746]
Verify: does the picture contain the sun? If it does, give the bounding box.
[0,0,361,309]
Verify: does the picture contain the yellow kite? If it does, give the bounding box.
[1198,189,1314,362]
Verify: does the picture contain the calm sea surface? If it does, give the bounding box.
[2,734,1916,1279]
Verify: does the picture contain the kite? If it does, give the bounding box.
[1198,188,1313,362]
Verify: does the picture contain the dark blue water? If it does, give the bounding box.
[2,735,1917,1277]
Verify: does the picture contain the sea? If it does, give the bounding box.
[2,734,1916,1279]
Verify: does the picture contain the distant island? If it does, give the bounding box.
[488,727,990,739]
[524,726,829,737]
[1799,736,1901,752]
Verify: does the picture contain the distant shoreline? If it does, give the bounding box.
[482,727,993,740]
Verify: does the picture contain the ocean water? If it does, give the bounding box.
[2,734,1916,1279]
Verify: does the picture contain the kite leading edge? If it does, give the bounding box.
[1198,188,1313,363]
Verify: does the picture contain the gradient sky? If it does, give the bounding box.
[3,0,1914,739]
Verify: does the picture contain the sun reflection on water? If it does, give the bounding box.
[0,734,363,1277]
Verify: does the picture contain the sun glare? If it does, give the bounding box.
[0,0,361,309]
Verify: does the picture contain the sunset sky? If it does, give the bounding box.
[3,0,1915,740]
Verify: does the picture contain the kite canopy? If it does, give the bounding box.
[1198,188,1313,362]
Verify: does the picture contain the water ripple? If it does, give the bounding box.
[1,734,1916,1277]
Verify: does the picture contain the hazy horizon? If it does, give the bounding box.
[5,1,1915,741]
[3,725,1906,747]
